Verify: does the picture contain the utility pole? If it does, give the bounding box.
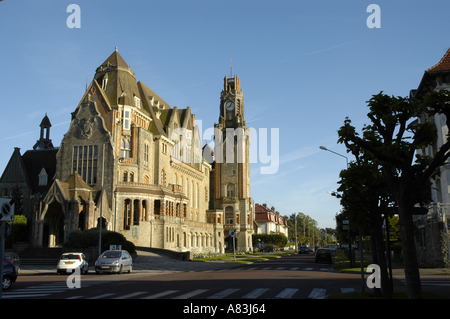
[295,213,298,252]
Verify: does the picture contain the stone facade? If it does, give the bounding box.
[2,48,233,254]
[210,76,255,252]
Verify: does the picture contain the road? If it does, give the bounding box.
[3,253,368,301]
[7,252,449,303]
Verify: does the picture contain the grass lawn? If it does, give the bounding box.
[332,250,373,273]
[193,251,292,263]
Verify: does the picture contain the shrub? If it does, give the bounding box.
[65,228,135,254]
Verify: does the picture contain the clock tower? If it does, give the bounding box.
[214,75,254,252]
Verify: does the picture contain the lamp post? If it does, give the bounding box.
[319,146,348,168]
[320,146,365,292]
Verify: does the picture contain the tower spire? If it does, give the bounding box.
[230,58,233,78]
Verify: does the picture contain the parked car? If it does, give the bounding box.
[298,246,309,254]
[315,248,332,264]
[2,259,17,290]
[4,252,20,275]
[57,253,89,275]
[262,246,275,252]
[95,250,133,274]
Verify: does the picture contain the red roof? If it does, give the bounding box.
[426,48,450,73]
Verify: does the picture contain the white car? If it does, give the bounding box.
[57,253,89,275]
[94,250,133,274]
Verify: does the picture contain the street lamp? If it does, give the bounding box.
[320,145,364,292]
[319,146,348,168]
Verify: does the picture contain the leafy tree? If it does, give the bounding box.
[337,91,450,299]
[335,157,394,298]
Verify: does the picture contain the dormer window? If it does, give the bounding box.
[39,167,48,186]
[134,96,140,108]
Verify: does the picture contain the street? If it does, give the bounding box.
[4,253,373,301]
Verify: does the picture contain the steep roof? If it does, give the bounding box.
[0,148,29,184]
[413,48,450,98]
[99,47,130,69]
[22,148,58,194]
[40,114,52,127]
[425,48,450,73]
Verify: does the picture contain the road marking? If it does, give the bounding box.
[1,293,51,298]
[290,267,299,270]
[308,288,327,299]
[261,267,271,270]
[341,288,355,293]
[113,292,147,299]
[88,293,116,299]
[172,289,209,299]
[207,288,240,299]
[275,288,298,299]
[303,268,313,271]
[242,288,269,299]
[320,268,329,271]
[141,290,180,299]
[276,267,285,270]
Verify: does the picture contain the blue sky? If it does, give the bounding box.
[1,0,450,229]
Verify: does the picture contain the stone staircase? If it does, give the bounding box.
[19,247,63,266]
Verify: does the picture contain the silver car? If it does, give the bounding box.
[94,250,133,274]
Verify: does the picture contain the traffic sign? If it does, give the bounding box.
[229,230,236,238]
[0,198,14,222]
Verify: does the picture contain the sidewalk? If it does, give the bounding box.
[362,253,450,298]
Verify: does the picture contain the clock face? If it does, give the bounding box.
[226,101,235,110]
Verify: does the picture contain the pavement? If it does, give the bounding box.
[361,254,450,299]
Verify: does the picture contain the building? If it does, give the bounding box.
[208,75,255,252]
[254,203,288,237]
[0,115,58,245]
[2,48,249,254]
[411,48,450,268]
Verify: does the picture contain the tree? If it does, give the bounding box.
[337,91,450,299]
[335,157,395,298]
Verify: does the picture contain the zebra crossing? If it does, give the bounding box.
[214,266,330,272]
[2,283,354,299]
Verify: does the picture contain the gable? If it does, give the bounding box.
[0,148,29,184]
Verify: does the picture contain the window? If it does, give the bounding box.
[225,206,234,225]
[72,145,98,185]
[123,199,131,230]
[227,184,234,197]
[160,169,166,186]
[123,108,131,130]
[144,143,149,167]
[134,96,140,108]
[38,168,48,186]
[121,138,131,158]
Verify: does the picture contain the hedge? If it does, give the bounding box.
[65,228,136,254]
